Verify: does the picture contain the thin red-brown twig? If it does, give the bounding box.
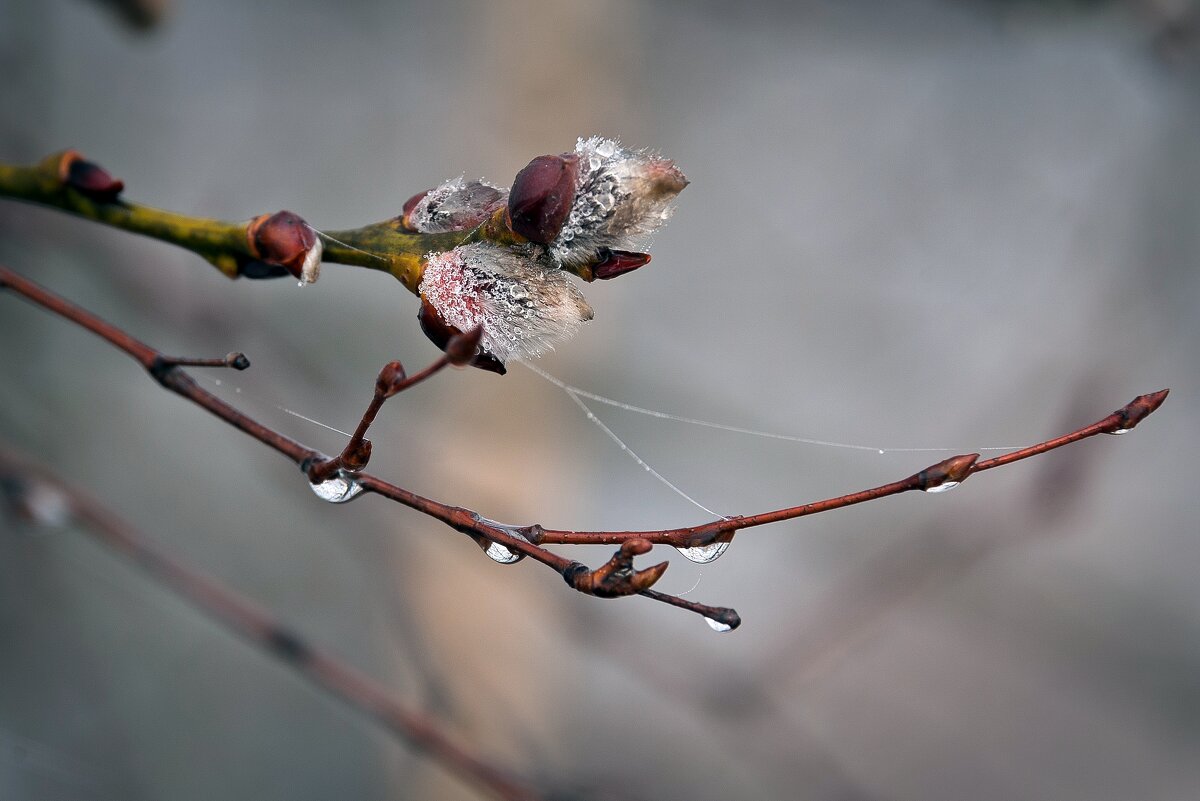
[0,447,542,801]
[0,265,1169,631]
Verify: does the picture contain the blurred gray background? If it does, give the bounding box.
[1,1,1198,799]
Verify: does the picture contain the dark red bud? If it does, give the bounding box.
[593,249,651,280]
[507,153,579,243]
[375,360,408,397]
[60,153,124,203]
[246,211,317,279]
[399,190,430,231]
[418,298,506,375]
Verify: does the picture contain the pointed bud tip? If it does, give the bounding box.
[1116,389,1170,431]
[645,159,689,196]
[593,249,651,280]
[916,453,979,491]
[632,561,670,591]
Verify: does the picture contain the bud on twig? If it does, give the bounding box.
[444,326,484,366]
[246,211,322,284]
[563,539,669,598]
[58,151,124,203]
[417,299,507,374]
[914,453,979,493]
[592,248,652,280]
[523,137,687,270]
[507,154,580,244]
[375,360,408,398]
[401,178,506,234]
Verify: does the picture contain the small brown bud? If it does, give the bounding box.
[915,453,979,492]
[246,211,322,283]
[226,352,251,371]
[375,360,408,397]
[417,297,506,374]
[444,326,484,366]
[340,439,373,472]
[1111,389,1170,433]
[593,249,651,280]
[59,152,124,203]
[507,153,579,243]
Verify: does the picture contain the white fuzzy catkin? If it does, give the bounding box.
[408,177,506,234]
[549,137,686,267]
[420,243,594,361]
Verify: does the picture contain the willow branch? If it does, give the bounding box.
[0,151,466,289]
[0,447,541,801]
[0,265,1168,628]
[536,392,1168,550]
[0,265,735,628]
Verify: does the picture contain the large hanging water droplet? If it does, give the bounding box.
[309,474,364,504]
[474,515,531,565]
[484,541,520,564]
[676,541,730,564]
[705,617,733,633]
[923,481,959,494]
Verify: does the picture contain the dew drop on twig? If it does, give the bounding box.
[923,481,960,494]
[676,541,730,564]
[484,541,521,564]
[23,483,72,527]
[474,515,531,565]
[1109,428,1130,435]
[309,474,364,504]
[705,617,733,633]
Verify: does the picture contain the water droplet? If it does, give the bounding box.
[595,140,617,158]
[878,449,886,455]
[22,483,72,527]
[923,481,959,494]
[676,541,730,564]
[474,515,531,565]
[1109,428,1130,435]
[297,281,305,288]
[309,474,364,504]
[705,617,733,633]
[484,541,520,564]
